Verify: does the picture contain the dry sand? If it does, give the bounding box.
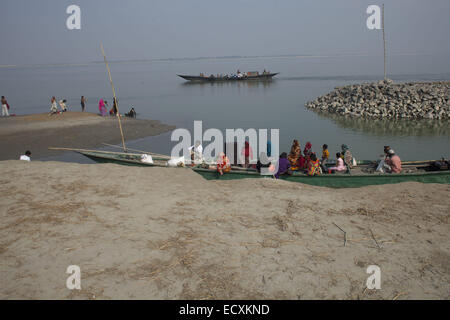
[0,112,175,160]
[0,160,449,300]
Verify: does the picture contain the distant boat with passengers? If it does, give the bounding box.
[178,70,279,82]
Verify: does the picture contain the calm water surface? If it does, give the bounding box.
[1,54,449,161]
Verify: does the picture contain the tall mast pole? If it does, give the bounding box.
[382,4,387,80]
[100,43,127,152]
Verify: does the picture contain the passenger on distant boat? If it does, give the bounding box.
[189,140,203,165]
[216,152,231,175]
[328,153,346,173]
[275,152,293,179]
[307,153,322,176]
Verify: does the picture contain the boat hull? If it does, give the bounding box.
[193,167,450,188]
[77,150,450,188]
[178,73,278,82]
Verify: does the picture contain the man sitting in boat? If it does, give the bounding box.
[384,149,402,173]
[189,140,203,165]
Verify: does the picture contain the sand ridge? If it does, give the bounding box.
[0,112,175,160]
[0,160,449,299]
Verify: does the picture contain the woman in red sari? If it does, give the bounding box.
[303,142,313,169]
[217,152,231,175]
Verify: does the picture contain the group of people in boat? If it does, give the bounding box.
[187,139,403,177]
[199,69,270,79]
[275,141,356,178]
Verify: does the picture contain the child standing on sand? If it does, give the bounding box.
[50,97,58,115]
[1,96,10,117]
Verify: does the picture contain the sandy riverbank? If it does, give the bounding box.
[0,112,175,160]
[0,160,449,299]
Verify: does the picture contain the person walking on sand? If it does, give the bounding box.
[81,96,86,112]
[50,96,58,115]
[1,96,10,117]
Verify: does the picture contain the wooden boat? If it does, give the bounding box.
[178,72,278,82]
[66,149,450,188]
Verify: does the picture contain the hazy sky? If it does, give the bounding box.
[0,0,449,65]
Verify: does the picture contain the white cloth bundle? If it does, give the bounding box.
[140,154,154,164]
[167,156,185,167]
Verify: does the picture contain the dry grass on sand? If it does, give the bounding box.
[0,161,449,299]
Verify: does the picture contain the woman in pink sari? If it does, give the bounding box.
[98,99,107,116]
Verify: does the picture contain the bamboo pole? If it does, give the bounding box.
[101,143,171,159]
[382,4,387,80]
[49,147,140,156]
[100,43,127,152]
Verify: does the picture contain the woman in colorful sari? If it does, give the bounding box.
[98,99,107,116]
[217,152,231,175]
[307,153,321,176]
[287,140,301,170]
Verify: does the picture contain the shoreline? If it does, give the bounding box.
[0,112,175,160]
[1,160,449,299]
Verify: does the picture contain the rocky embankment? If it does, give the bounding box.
[305,80,450,119]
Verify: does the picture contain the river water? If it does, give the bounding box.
[1,54,449,161]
